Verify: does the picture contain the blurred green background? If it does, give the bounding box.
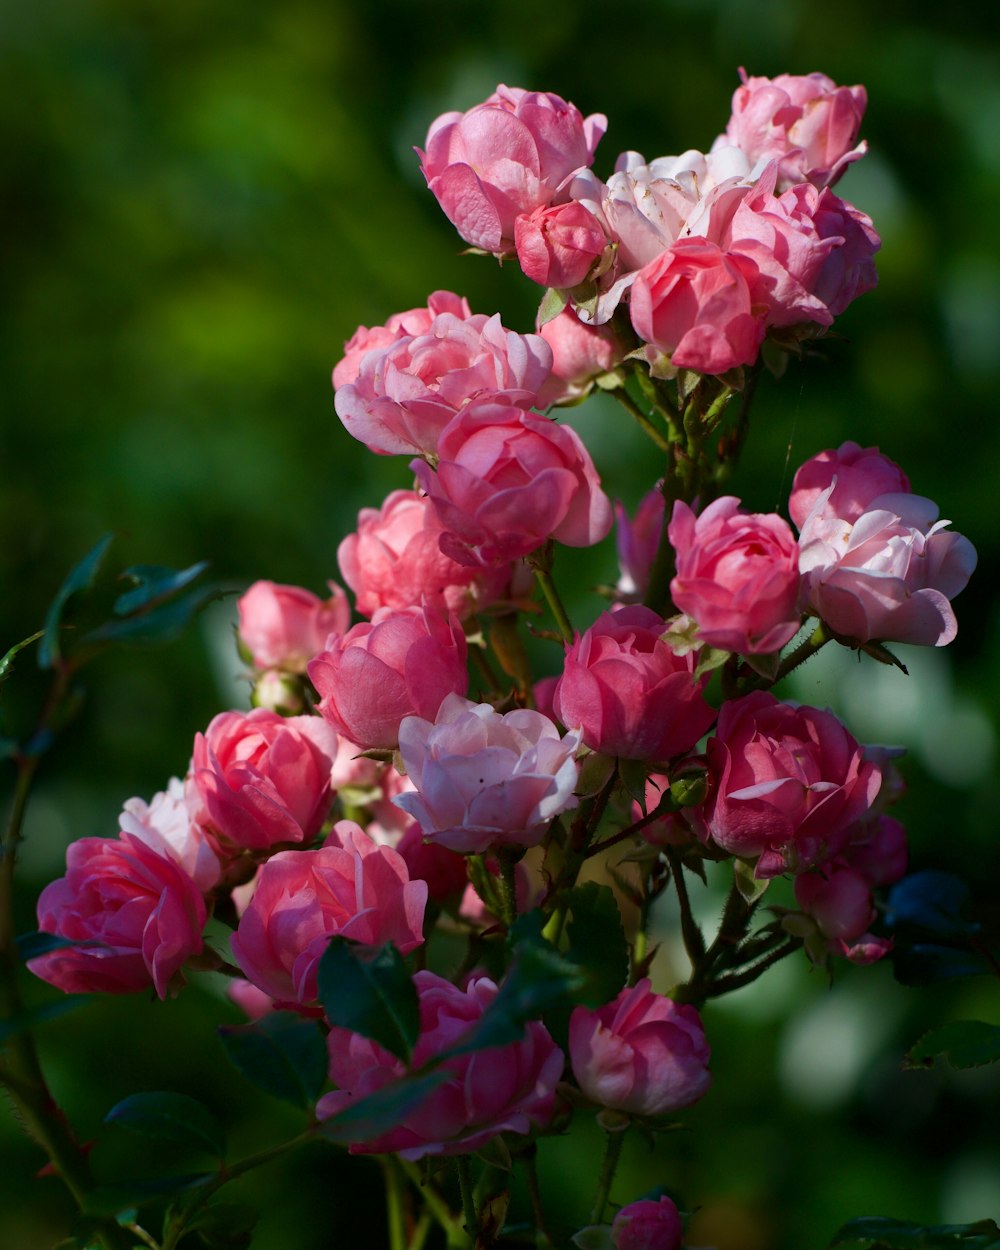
[3,0,1000,1246]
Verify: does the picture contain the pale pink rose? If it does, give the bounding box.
[789,441,910,530]
[28,834,206,999]
[309,607,468,751]
[668,497,802,654]
[802,190,880,317]
[412,399,613,567]
[798,490,977,646]
[514,200,609,289]
[119,776,220,892]
[226,979,275,1020]
[615,488,665,602]
[702,691,882,878]
[333,291,472,390]
[334,310,553,457]
[719,69,868,191]
[191,709,338,856]
[569,979,711,1117]
[318,970,564,1158]
[230,822,427,1009]
[553,606,715,763]
[337,490,517,620]
[612,1197,685,1250]
[394,694,581,855]
[418,85,606,253]
[537,308,624,405]
[237,580,350,673]
[629,239,765,374]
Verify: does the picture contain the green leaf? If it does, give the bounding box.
[317,1069,450,1145]
[0,630,44,692]
[39,534,114,668]
[317,938,419,1064]
[84,584,222,647]
[734,858,769,905]
[828,1217,1000,1249]
[618,757,650,809]
[572,1226,616,1250]
[218,1013,328,1108]
[564,883,629,1008]
[186,1201,258,1249]
[537,287,569,326]
[905,1020,1000,1071]
[113,561,210,616]
[84,1173,214,1218]
[0,994,91,1044]
[104,1091,226,1158]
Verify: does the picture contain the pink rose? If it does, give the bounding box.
[629,239,765,374]
[333,291,472,390]
[793,865,892,966]
[394,694,581,855]
[237,580,350,673]
[612,1197,685,1250]
[514,200,609,289]
[703,691,882,877]
[396,823,469,906]
[119,777,220,893]
[843,814,908,888]
[337,489,519,620]
[318,971,564,1158]
[789,442,910,530]
[668,497,802,654]
[28,834,206,999]
[553,606,715,763]
[412,399,613,567]
[615,488,665,602]
[309,606,468,751]
[191,709,338,856]
[720,69,868,191]
[230,822,427,1008]
[334,310,553,458]
[798,490,977,647]
[538,308,624,405]
[569,979,711,1117]
[418,85,606,254]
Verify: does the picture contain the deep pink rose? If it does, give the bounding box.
[337,489,519,620]
[333,291,472,390]
[843,814,908,888]
[418,85,606,254]
[309,606,468,751]
[798,490,977,647]
[668,497,802,654]
[394,694,581,855]
[793,865,893,966]
[612,1197,685,1250]
[237,580,350,673]
[789,442,911,530]
[703,691,882,877]
[396,823,469,905]
[569,979,711,1117]
[119,777,220,893]
[28,834,206,999]
[553,606,715,763]
[335,310,553,458]
[230,822,427,1008]
[514,200,609,289]
[412,399,613,567]
[629,239,765,374]
[538,307,624,405]
[318,970,564,1158]
[192,710,338,856]
[615,488,665,603]
[720,69,868,190]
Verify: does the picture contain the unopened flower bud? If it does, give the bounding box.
[251,670,307,716]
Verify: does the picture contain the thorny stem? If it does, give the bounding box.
[399,1160,469,1248]
[456,1154,478,1241]
[610,387,672,452]
[674,878,755,1008]
[529,546,574,645]
[519,1144,555,1248]
[383,1158,408,1250]
[589,1127,626,1225]
[702,938,803,998]
[665,848,706,966]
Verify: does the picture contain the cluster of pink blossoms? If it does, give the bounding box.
[25,69,979,1247]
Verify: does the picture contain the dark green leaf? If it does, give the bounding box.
[218,1013,327,1108]
[39,534,114,669]
[16,930,84,961]
[113,561,209,616]
[891,944,990,987]
[828,1216,1000,1249]
[564,883,629,1008]
[104,1091,226,1158]
[318,1069,449,1144]
[84,584,222,647]
[318,938,419,1063]
[0,630,44,691]
[885,872,979,940]
[187,1201,258,1249]
[905,1020,1000,1070]
[0,994,91,1043]
[84,1173,214,1218]
[618,758,650,808]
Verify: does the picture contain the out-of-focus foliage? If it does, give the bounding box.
[2,2,999,1247]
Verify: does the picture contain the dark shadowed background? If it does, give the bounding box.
[3,1,999,1246]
